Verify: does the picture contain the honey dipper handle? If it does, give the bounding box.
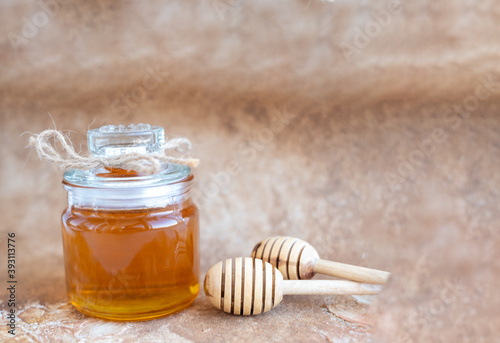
[314,259,390,285]
[283,280,382,295]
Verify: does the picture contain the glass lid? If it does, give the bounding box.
[63,124,191,188]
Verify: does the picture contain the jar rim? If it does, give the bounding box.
[63,163,191,189]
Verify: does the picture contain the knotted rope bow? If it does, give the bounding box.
[28,129,199,175]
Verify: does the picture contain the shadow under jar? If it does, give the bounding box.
[61,124,199,321]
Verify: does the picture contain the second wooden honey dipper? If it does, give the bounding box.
[252,236,390,284]
[204,257,382,315]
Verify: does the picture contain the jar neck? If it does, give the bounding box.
[64,178,193,210]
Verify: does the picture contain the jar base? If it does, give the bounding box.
[70,297,196,321]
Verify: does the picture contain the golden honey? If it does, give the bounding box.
[61,200,199,321]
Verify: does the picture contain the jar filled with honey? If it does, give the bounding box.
[61,124,199,321]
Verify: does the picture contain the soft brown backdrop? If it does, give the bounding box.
[1,0,499,342]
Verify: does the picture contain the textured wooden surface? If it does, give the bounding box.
[1,0,500,342]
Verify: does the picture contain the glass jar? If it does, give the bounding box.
[61,124,199,321]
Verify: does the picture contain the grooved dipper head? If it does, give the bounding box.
[251,236,320,280]
[204,257,284,315]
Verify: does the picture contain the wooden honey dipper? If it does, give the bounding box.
[204,257,382,315]
[252,236,390,284]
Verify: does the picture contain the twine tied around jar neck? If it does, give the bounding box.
[28,129,199,175]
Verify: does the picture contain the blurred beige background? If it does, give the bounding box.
[1,0,499,342]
